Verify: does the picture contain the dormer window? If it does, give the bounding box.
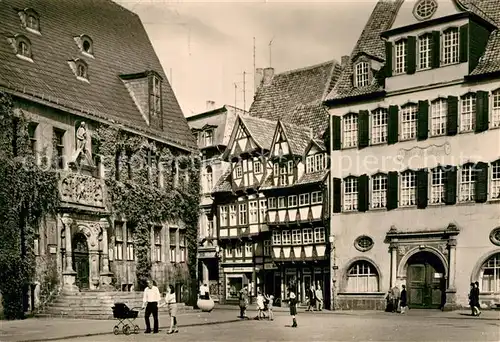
[68,59,89,82]
[203,129,213,147]
[442,28,459,65]
[18,8,40,34]
[27,14,38,31]
[18,39,30,58]
[149,75,162,118]
[73,35,94,57]
[354,62,370,87]
[394,39,407,74]
[10,35,33,61]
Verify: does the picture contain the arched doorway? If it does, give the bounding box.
[72,232,89,290]
[406,251,446,309]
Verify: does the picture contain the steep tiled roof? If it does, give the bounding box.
[326,0,500,102]
[287,103,331,139]
[212,169,232,194]
[261,169,328,191]
[250,61,341,136]
[0,0,196,151]
[240,115,277,151]
[281,121,312,156]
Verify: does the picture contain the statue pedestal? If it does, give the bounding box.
[62,272,79,293]
[99,272,114,291]
[442,289,459,311]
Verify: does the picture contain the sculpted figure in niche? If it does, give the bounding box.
[72,122,94,166]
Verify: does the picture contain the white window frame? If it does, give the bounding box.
[354,61,370,87]
[245,242,252,256]
[235,244,243,258]
[249,201,258,224]
[459,164,476,202]
[314,154,325,172]
[343,177,358,211]
[442,28,459,66]
[272,231,282,245]
[238,203,247,225]
[400,104,418,140]
[314,227,325,243]
[430,98,447,136]
[203,129,213,147]
[282,230,291,245]
[299,193,310,206]
[291,229,302,245]
[288,195,298,207]
[114,222,124,261]
[254,160,262,174]
[371,108,387,144]
[311,191,323,204]
[394,39,407,75]
[263,240,271,256]
[302,228,313,244]
[492,90,500,128]
[268,197,277,209]
[342,113,358,148]
[225,246,233,258]
[430,168,446,204]
[491,161,500,200]
[371,174,387,209]
[287,160,293,174]
[460,93,476,132]
[273,163,279,176]
[418,34,432,70]
[229,204,237,226]
[400,171,416,207]
[479,253,500,293]
[306,155,314,174]
[259,199,267,222]
[346,261,379,293]
[278,196,286,209]
[154,226,162,262]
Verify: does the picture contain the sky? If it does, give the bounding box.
[114,0,378,117]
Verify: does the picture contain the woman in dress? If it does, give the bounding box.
[160,285,178,334]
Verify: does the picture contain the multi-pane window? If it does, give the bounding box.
[235,245,243,258]
[207,219,215,238]
[288,195,297,207]
[268,197,277,209]
[53,128,65,169]
[245,242,252,257]
[27,15,39,31]
[418,34,432,70]
[299,193,310,206]
[394,40,407,74]
[371,108,387,144]
[431,99,447,136]
[272,230,282,245]
[259,199,267,222]
[154,227,162,262]
[229,205,237,226]
[205,166,213,193]
[279,165,288,185]
[273,163,279,176]
[278,196,286,209]
[306,156,314,174]
[263,240,271,256]
[400,171,416,207]
[28,122,37,155]
[282,230,291,245]
[346,261,379,293]
[114,222,123,261]
[400,104,417,140]
[235,164,242,178]
[311,191,323,204]
[169,229,177,263]
[18,40,30,58]
[314,154,325,172]
[343,114,358,148]
[292,229,302,245]
[238,203,247,225]
[287,160,294,174]
[126,226,135,261]
[480,253,500,293]
[343,177,358,211]
[371,174,387,209]
[219,206,228,227]
[314,227,325,243]
[249,201,258,224]
[151,76,161,116]
[442,28,459,65]
[355,62,370,87]
[225,246,233,258]
[491,161,500,200]
[460,94,476,132]
[203,130,213,146]
[492,90,500,128]
[302,228,313,244]
[459,164,476,202]
[254,160,262,174]
[430,168,446,204]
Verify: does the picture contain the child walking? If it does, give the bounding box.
[288,288,298,328]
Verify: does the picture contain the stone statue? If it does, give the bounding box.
[71,121,94,167]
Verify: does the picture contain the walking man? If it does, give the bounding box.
[315,283,323,311]
[306,285,316,311]
[400,285,408,314]
[142,279,161,334]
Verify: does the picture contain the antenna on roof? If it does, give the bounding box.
[243,71,246,111]
[268,37,274,67]
[253,37,256,94]
[234,83,237,110]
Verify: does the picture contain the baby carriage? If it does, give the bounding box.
[112,303,141,335]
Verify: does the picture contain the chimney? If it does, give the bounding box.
[254,68,264,91]
[341,55,350,68]
[206,100,216,111]
[262,67,274,86]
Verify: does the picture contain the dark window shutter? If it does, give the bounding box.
[447,96,458,136]
[333,178,342,213]
[385,41,393,77]
[417,100,429,141]
[387,171,399,210]
[358,174,369,212]
[407,36,416,74]
[475,162,488,203]
[416,169,428,209]
[332,115,341,151]
[358,110,369,149]
[388,105,399,145]
[431,31,441,68]
[475,91,489,133]
[469,21,492,73]
[444,166,457,205]
[459,24,469,63]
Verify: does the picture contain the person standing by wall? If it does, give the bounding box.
[306,285,316,311]
[400,285,408,314]
[472,281,481,316]
[315,283,323,311]
[142,279,161,334]
[391,285,400,313]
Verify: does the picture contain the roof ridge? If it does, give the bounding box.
[275,59,338,77]
[241,114,277,125]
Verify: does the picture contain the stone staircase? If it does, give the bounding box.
[37,291,193,319]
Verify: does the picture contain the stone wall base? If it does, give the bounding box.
[336,294,386,310]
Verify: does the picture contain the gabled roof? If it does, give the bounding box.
[260,169,328,191]
[325,0,500,102]
[305,138,327,155]
[0,0,196,151]
[287,103,331,139]
[212,169,232,194]
[250,60,341,136]
[269,121,312,157]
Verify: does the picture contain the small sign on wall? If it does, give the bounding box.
[49,245,57,254]
[434,273,443,279]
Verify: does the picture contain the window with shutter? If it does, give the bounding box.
[385,41,393,77]
[459,24,469,63]
[387,171,399,210]
[400,170,416,207]
[343,113,358,148]
[459,164,476,202]
[444,166,457,205]
[332,115,341,151]
[475,162,488,203]
[460,93,477,132]
[407,36,416,74]
[475,91,489,133]
[343,177,358,211]
[430,98,447,136]
[491,160,500,200]
[417,100,429,141]
[442,28,459,65]
[394,39,407,74]
[358,110,370,148]
[416,169,428,209]
[446,96,458,136]
[357,174,369,212]
[431,31,440,68]
[333,178,342,213]
[492,90,500,128]
[400,104,417,140]
[418,34,432,70]
[387,105,399,145]
[371,108,387,144]
[371,174,387,209]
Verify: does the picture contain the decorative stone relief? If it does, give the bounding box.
[437,243,448,255]
[77,222,102,250]
[60,173,104,207]
[489,227,500,246]
[397,245,410,256]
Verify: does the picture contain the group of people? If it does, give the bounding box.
[385,284,408,314]
[469,281,482,316]
[142,279,178,334]
[305,284,324,311]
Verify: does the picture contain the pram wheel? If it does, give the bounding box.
[134,325,140,334]
[123,324,131,335]
[113,325,120,335]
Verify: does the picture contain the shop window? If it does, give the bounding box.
[346,261,379,292]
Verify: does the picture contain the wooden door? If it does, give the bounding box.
[407,261,443,308]
[73,233,89,290]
